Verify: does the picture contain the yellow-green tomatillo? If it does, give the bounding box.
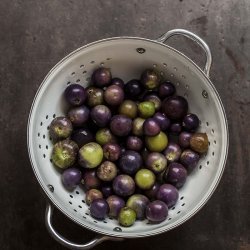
[138,101,155,118]
[79,142,103,168]
[118,207,136,227]
[145,131,168,152]
[52,139,78,169]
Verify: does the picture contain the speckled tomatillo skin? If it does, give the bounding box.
[118,207,136,227]
[52,139,78,169]
[97,161,117,181]
[49,117,73,141]
[103,143,121,161]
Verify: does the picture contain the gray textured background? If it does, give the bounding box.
[0,0,249,249]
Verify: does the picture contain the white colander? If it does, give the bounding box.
[27,29,229,249]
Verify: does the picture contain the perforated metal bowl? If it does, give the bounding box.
[27,29,229,249]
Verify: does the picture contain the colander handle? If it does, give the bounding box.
[45,203,123,250]
[157,29,212,77]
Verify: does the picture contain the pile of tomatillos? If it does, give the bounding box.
[50,67,209,227]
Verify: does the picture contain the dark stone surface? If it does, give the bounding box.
[0,0,249,249]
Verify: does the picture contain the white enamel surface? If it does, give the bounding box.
[28,37,228,238]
